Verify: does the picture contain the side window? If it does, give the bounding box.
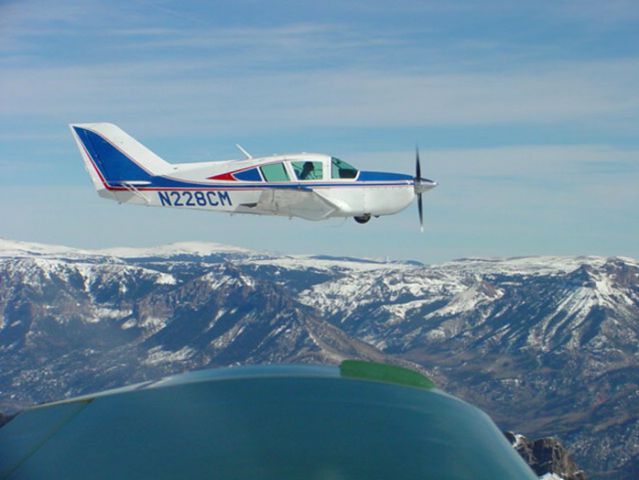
[331,158,358,179]
[234,168,262,182]
[291,161,323,180]
[260,163,289,182]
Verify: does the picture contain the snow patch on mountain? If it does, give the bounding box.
[253,255,413,273]
[0,238,94,259]
[91,307,132,322]
[434,281,504,317]
[144,346,195,366]
[140,316,167,332]
[439,256,618,276]
[95,241,254,258]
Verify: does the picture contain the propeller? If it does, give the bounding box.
[414,147,437,232]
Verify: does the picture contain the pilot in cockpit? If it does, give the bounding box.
[300,161,314,180]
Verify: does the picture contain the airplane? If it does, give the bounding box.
[70,123,437,229]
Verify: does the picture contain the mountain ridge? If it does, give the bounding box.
[0,239,637,479]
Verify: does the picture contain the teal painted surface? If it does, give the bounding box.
[0,401,88,479]
[149,364,340,389]
[0,366,537,480]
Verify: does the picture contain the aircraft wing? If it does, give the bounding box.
[250,187,342,221]
[0,362,539,480]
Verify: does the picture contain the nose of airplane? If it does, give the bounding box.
[413,147,437,194]
[414,177,438,194]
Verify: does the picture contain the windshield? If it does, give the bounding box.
[331,158,358,179]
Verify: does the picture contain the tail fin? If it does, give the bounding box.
[70,123,171,191]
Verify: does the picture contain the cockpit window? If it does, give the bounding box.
[331,158,358,179]
[260,163,289,182]
[291,161,323,181]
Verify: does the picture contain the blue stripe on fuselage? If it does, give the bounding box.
[111,180,412,191]
[357,171,413,182]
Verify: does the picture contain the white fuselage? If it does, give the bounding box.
[99,154,418,221]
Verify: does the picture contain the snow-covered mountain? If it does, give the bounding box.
[1,238,637,479]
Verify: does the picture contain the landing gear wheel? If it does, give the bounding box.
[354,214,371,224]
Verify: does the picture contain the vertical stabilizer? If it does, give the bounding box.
[69,123,171,191]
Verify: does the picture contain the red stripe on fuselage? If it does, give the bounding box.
[208,172,236,181]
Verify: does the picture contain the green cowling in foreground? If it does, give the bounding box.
[0,361,537,480]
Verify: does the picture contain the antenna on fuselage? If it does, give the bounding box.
[235,144,252,159]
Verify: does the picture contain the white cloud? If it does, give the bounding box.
[2,59,639,137]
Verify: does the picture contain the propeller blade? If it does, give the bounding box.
[418,193,424,233]
[416,147,424,232]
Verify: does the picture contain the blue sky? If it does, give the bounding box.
[1,0,638,263]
